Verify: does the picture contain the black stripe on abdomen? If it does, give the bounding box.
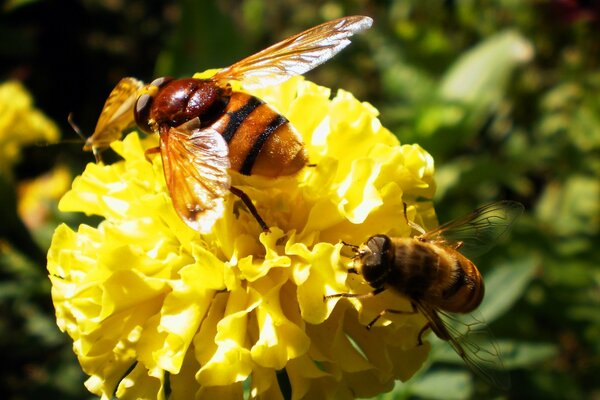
[240,115,287,175]
[442,265,466,300]
[222,96,262,142]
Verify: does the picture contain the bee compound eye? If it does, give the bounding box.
[134,93,153,134]
[149,76,174,88]
[366,235,391,255]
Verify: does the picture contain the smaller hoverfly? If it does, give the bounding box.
[325,200,524,389]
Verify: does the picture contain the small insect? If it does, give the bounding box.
[325,200,524,388]
[70,77,144,163]
[81,16,372,233]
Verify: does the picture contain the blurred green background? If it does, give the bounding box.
[1,0,599,399]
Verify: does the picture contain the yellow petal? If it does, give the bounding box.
[48,73,437,399]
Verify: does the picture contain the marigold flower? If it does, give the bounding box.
[0,80,59,177]
[48,75,437,399]
[17,164,71,230]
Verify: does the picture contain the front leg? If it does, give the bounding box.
[323,286,385,302]
[366,301,418,330]
[416,321,431,346]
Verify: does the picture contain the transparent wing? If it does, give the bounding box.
[160,118,231,233]
[421,201,524,258]
[85,77,144,152]
[210,15,372,89]
[417,302,510,390]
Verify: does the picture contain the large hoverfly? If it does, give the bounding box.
[80,16,373,233]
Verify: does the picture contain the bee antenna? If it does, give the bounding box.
[67,113,86,142]
[34,138,88,147]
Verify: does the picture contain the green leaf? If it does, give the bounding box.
[406,369,473,400]
[536,175,600,239]
[496,341,558,369]
[3,0,41,12]
[438,30,533,108]
[479,255,538,323]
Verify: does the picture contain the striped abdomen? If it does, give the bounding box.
[387,238,484,314]
[134,77,308,178]
[211,92,308,177]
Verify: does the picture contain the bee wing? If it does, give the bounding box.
[416,302,510,390]
[160,118,231,233]
[422,201,524,258]
[210,15,372,89]
[85,77,144,153]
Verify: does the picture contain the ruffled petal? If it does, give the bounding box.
[48,75,436,399]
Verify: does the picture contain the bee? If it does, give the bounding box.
[325,200,524,388]
[69,77,144,163]
[78,16,372,233]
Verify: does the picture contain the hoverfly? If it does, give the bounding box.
[325,200,524,388]
[80,16,373,233]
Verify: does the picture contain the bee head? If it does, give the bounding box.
[355,235,393,289]
[134,76,174,134]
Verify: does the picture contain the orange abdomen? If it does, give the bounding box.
[435,248,484,313]
[387,239,484,314]
[211,92,308,177]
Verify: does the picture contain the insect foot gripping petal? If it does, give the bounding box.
[229,186,270,232]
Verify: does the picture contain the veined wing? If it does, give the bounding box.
[417,302,510,390]
[211,15,372,89]
[421,201,524,258]
[84,77,144,156]
[160,118,231,233]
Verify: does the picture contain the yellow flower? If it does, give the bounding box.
[0,80,59,178]
[47,75,436,399]
[17,164,71,230]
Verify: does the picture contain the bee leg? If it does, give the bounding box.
[366,301,418,330]
[416,322,431,346]
[323,286,386,305]
[144,146,160,162]
[341,240,359,253]
[340,240,360,259]
[229,186,270,232]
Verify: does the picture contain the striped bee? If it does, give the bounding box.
[326,201,524,388]
[84,15,372,233]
